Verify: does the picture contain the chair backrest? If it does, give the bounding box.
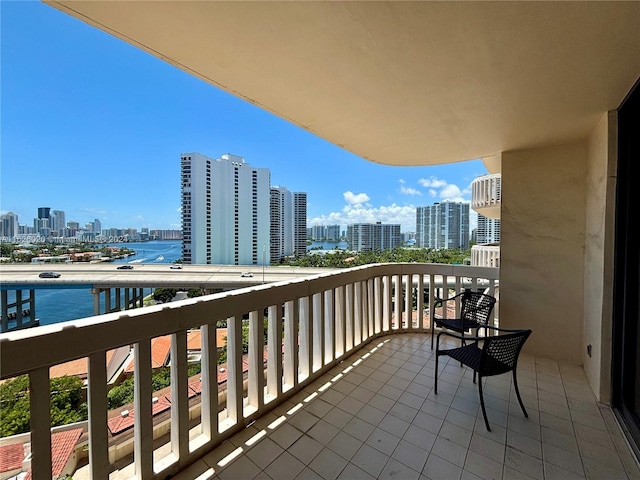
[460,291,496,326]
[479,329,532,377]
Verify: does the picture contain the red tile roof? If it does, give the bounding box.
[0,443,24,473]
[23,428,82,480]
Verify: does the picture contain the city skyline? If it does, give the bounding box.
[1,2,487,234]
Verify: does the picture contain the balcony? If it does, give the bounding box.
[471,174,501,221]
[1,263,638,479]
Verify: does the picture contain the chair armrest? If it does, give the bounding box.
[483,325,532,334]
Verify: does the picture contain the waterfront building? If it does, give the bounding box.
[293,192,307,257]
[181,153,270,265]
[415,201,470,249]
[310,224,340,241]
[0,212,19,239]
[346,222,401,252]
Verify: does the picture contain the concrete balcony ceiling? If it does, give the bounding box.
[45,1,640,167]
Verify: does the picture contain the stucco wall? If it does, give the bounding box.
[500,142,587,364]
[583,112,617,402]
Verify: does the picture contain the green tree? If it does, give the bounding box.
[0,375,87,437]
[153,288,178,303]
[187,288,203,298]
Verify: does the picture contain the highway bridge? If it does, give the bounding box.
[0,263,337,332]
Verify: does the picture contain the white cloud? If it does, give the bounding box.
[400,185,421,196]
[309,203,417,232]
[343,191,370,205]
[418,177,448,188]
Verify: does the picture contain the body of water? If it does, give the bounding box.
[22,240,346,327]
[30,240,181,326]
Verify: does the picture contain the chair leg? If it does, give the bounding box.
[431,323,434,349]
[434,353,439,394]
[513,368,528,418]
[478,376,491,431]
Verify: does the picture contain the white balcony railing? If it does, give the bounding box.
[0,263,498,480]
[471,173,501,219]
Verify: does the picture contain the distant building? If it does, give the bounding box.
[0,212,19,239]
[150,229,183,240]
[51,210,66,235]
[415,201,470,249]
[270,187,308,262]
[477,214,500,244]
[310,225,340,241]
[346,222,401,252]
[181,152,270,265]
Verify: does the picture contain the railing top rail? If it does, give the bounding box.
[0,263,498,379]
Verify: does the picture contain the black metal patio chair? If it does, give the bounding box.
[434,326,532,431]
[430,289,496,350]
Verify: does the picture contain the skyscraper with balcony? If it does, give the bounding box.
[270,187,307,262]
[181,153,270,265]
[415,201,470,249]
[477,214,500,244]
[346,222,401,252]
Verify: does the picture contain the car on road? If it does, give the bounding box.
[117,265,134,270]
[170,264,183,269]
[240,272,253,277]
[39,271,61,278]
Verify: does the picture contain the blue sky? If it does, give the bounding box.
[1,1,487,233]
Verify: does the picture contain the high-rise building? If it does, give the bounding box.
[181,152,270,265]
[50,210,66,234]
[0,212,19,239]
[477,214,500,244]
[346,222,401,252]
[293,192,307,257]
[415,201,470,249]
[310,225,340,241]
[270,187,307,262]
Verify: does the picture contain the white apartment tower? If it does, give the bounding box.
[477,214,501,244]
[346,222,401,252]
[270,187,307,262]
[181,153,271,265]
[415,201,470,249]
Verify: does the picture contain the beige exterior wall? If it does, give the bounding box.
[583,112,617,403]
[500,142,587,364]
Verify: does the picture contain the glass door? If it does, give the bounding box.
[613,77,640,456]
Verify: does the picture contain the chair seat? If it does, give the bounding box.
[439,343,481,370]
[433,318,480,333]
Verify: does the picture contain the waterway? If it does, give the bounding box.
[23,240,182,326]
[16,240,346,327]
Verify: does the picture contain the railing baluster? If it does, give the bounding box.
[345,283,354,350]
[361,280,369,340]
[335,286,346,358]
[367,278,375,338]
[267,304,283,398]
[299,296,312,378]
[354,281,362,345]
[88,351,109,479]
[134,339,153,479]
[171,330,189,462]
[374,276,383,334]
[324,290,334,363]
[227,315,243,422]
[283,300,298,389]
[248,310,265,410]
[312,293,324,368]
[417,274,425,331]
[200,323,218,440]
[29,366,52,480]
[394,274,402,330]
[405,274,412,329]
[384,275,392,331]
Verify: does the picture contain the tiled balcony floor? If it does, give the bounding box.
[96,333,640,480]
